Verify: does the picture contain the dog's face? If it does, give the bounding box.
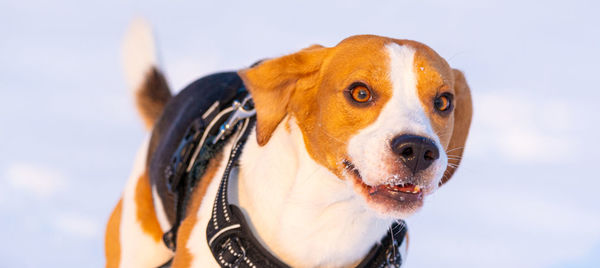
[240,35,472,219]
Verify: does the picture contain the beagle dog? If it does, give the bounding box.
[105,23,472,268]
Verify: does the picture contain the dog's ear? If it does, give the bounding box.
[440,69,473,185]
[239,45,328,146]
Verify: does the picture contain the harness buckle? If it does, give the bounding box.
[212,95,256,144]
[218,237,247,267]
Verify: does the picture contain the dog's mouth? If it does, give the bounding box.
[343,159,425,215]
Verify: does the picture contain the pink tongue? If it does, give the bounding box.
[368,186,379,195]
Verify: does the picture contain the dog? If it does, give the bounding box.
[105,21,472,268]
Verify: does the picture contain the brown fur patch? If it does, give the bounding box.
[105,198,123,268]
[440,69,472,185]
[135,171,164,242]
[171,152,223,267]
[136,67,172,130]
[413,48,472,185]
[239,45,329,146]
[294,36,393,174]
[413,46,455,148]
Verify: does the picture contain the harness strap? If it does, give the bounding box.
[205,118,289,268]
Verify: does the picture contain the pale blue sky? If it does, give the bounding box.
[1,0,599,267]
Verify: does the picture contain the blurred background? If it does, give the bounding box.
[1,0,599,267]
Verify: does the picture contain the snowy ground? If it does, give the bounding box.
[1,0,599,267]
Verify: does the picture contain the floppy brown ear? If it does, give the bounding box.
[238,45,328,146]
[440,69,473,185]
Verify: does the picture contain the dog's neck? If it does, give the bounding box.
[232,118,393,268]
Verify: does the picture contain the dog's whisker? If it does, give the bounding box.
[388,224,396,260]
[445,147,465,153]
[393,220,406,237]
[434,129,453,140]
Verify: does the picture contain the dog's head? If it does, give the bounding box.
[239,35,472,219]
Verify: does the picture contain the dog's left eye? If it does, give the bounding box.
[434,93,453,113]
[348,83,372,103]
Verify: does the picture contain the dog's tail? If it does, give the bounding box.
[122,18,171,130]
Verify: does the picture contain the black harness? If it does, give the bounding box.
[158,78,407,268]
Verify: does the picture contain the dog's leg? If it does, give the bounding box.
[105,198,123,268]
[105,140,173,268]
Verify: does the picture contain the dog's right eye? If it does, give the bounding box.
[434,93,454,114]
[347,82,373,104]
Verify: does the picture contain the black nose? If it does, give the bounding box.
[391,134,439,174]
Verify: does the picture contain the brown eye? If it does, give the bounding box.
[350,84,372,103]
[434,93,453,113]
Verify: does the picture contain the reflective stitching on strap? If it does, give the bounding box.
[243,256,256,268]
[217,254,232,267]
[208,224,241,246]
[211,118,250,231]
